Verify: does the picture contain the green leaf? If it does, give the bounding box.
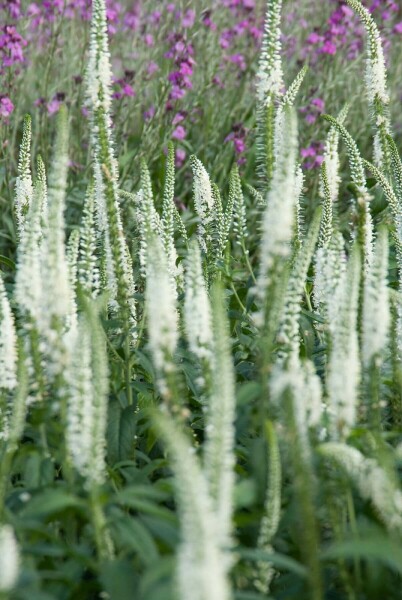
[321,537,402,574]
[107,400,137,465]
[234,478,257,508]
[20,489,85,519]
[0,255,15,270]
[111,515,159,565]
[100,559,139,600]
[237,548,307,578]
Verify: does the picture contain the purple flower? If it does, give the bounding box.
[0,96,14,117]
[0,25,27,68]
[307,32,323,44]
[175,148,186,167]
[182,9,195,28]
[47,98,61,115]
[147,61,159,75]
[172,125,186,140]
[121,83,135,97]
[228,53,246,70]
[301,142,324,169]
[320,40,337,55]
[144,33,154,47]
[143,105,155,120]
[394,22,402,34]
[172,112,186,126]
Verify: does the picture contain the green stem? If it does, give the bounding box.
[90,487,114,561]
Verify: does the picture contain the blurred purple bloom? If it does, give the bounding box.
[182,9,195,28]
[175,147,186,167]
[0,96,14,117]
[172,125,186,140]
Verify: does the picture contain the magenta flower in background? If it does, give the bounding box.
[0,25,27,69]
[172,124,186,140]
[225,122,248,164]
[182,9,195,29]
[301,142,324,170]
[175,147,186,167]
[0,96,14,118]
[147,61,159,76]
[143,105,155,120]
[0,0,21,19]
[47,98,61,115]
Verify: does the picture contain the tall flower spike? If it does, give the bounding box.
[14,114,33,240]
[318,106,348,247]
[0,274,17,392]
[86,0,113,116]
[161,144,187,242]
[39,108,76,379]
[281,65,308,108]
[326,247,361,439]
[78,184,100,299]
[36,155,48,225]
[231,165,248,248]
[65,305,109,487]
[346,0,391,170]
[277,207,321,361]
[146,236,178,397]
[294,164,304,250]
[86,0,135,331]
[323,115,373,272]
[190,156,215,256]
[222,168,237,248]
[313,231,347,320]
[270,353,323,456]
[66,229,80,329]
[136,161,162,276]
[255,0,284,187]
[319,443,402,534]
[15,174,45,323]
[95,102,137,333]
[211,183,225,270]
[256,0,283,106]
[203,285,236,558]
[154,412,232,600]
[362,227,389,368]
[254,421,281,594]
[184,241,213,362]
[256,107,298,319]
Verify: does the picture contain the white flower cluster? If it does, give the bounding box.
[0,275,17,391]
[155,413,232,600]
[78,186,101,299]
[313,233,346,320]
[362,227,390,367]
[256,107,298,311]
[190,156,216,253]
[0,524,19,592]
[203,287,236,557]
[65,314,108,487]
[326,249,361,438]
[256,0,284,106]
[346,0,391,168]
[321,443,402,533]
[146,237,178,392]
[86,0,113,114]
[184,242,213,361]
[271,353,323,433]
[277,207,321,360]
[14,115,33,239]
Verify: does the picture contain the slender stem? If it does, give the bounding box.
[90,487,114,561]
